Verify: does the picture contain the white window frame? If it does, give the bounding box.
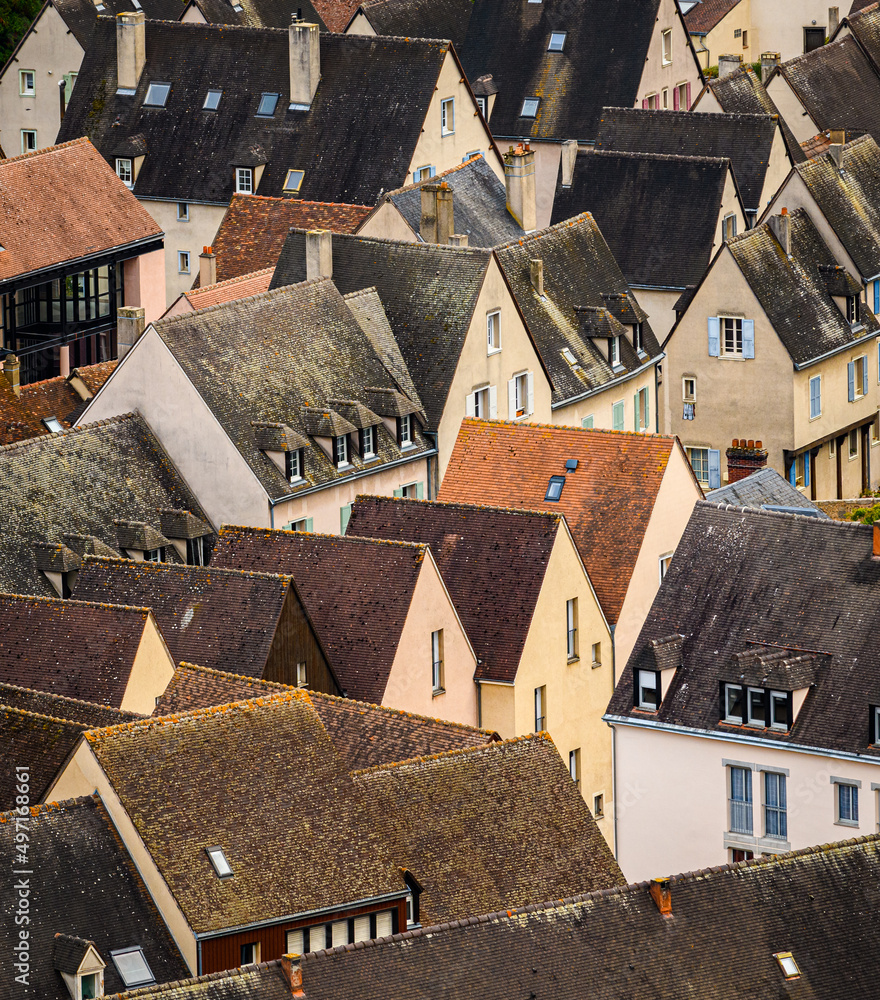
[286,448,303,482]
[360,424,376,459]
[566,597,578,661]
[440,97,454,135]
[476,96,487,117]
[661,87,669,108]
[296,661,308,687]
[728,764,753,835]
[637,669,660,711]
[809,373,821,419]
[659,552,672,583]
[676,81,689,110]
[144,81,171,107]
[591,642,602,667]
[511,371,533,419]
[487,310,501,353]
[610,335,621,368]
[20,130,36,154]
[534,685,546,731]
[682,376,696,402]
[177,202,189,221]
[178,251,191,274]
[235,167,254,194]
[661,28,672,64]
[431,629,444,692]
[763,770,787,840]
[19,69,35,96]
[334,434,349,468]
[720,316,744,357]
[521,97,539,117]
[569,748,580,789]
[854,354,868,398]
[723,683,744,724]
[399,413,413,448]
[116,158,133,188]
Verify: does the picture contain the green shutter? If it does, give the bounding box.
[305,517,313,533]
[416,481,425,499]
[633,394,639,431]
[340,504,352,533]
[393,488,404,498]
[644,388,650,429]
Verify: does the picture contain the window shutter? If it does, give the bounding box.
[708,449,721,489]
[612,401,624,431]
[863,357,869,396]
[305,518,313,532]
[789,461,797,486]
[642,98,649,109]
[848,360,856,401]
[645,387,650,429]
[488,384,498,418]
[582,415,594,429]
[429,166,436,178]
[874,280,879,314]
[686,82,691,109]
[708,316,721,357]
[673,87,679,110]
[804,453,811,487]
[340,504,352,533]
[508,377,517,417]
[393,488,404,498]
[465,392,475,418]
[742,319,755,359]
[416,481,425,499]
[633,393,639,431]
[526,372,534,416]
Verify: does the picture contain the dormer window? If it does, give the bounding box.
[397,414,413,448]
[360,425,377,459]
[235,167,253,194]
[636,669,660,710]
[283,169,305,193]
[847,295,861,324]
[286,448,304,482]
[257,92,280,117]
[203,89,222,111]
[144,82,171,107]
[610,335,621,368]
[521,97,540,118]
[333,434,350,468]
[722,683,791,730]
[206,846,233,878]
[144,547,165,562]
[548,31,566,51]
[633,322,644,354]
[110,947,155,989]
[115,158,133,188]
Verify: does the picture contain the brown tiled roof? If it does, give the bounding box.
[438,420,680,624]
[310,0,362,31]
[0,681,141,726]
[19,377,81,429]
[210,527,428,703]
[184,268,273,309]
[0,139,161,283]
[96,963,293,999]
[683,0,743,33]
[72,557,293,680]
[71,359,118,395]
[347,496,563,682]
[0,376,44,445]
[0,593,154,707]
[202,194,371,285]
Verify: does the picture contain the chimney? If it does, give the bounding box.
[504,143,537,233]
[289,17,320,109]
[281,954,304,995]
[649,878,672,917]
[874,524,880,559]
[305,229,332,281]
[768,207,790,255]
[199,246,217,287]
[419,183,454,244]
[718,53,742,78]
[530,258,544,296]
[760,52,780,81]
[726,438,769,483]
[116,12,146,93]
[830,128,846,145]
[448,233,468,246]
[2,353,21,396]
[436,182,453,245]
[116,307,146,360]
[830,6,840,35]
[561,139,578,188]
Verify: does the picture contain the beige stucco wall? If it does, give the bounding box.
[637,0,703,108]
[612,721,880,883]
[614,444,703,673]
[383,551,478,726]
[750,0,839,62]
[765,73,819,143]
[0,5,83,153]
[551,363,659,433]
[691,85,724,112]
[479,680,516,737]
[408,52,504,184]
[345,10,376,34]
[123,246,168,324]
[356,201,419,242]
[436,256,551,478]
[120,615,176,714]
[716,167,749,243]
[46,740,199,972]
[531,140,562,231]
[632,288,681,341]
[696,0,752,70]
[757,128,794,218]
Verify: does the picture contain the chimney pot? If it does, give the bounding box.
[504,143,537,233]
[530,258,544,296]
[756,440,762,448]
[448,233,468,246]
[199,247,217,287]
[116,307,146,360]
[289,20,320,108]
[718,53,742,78]
[116,11,146,93]
[305,229,332,281]
[873,524,880,559]
[726,438,769,483]
[2,353,21,396]
[561,139,578,188]
[649,877,672,917]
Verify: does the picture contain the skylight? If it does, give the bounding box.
[42,417,63,433]
[561,347,578,366]
[110,947,155,988]
[548,31,567,51]
[774,952,800,979]
[203,89,222,111]
[144,82,171,107]
[206,846,233,878]
[257,92,280,117]
[283,169,305,193]
[521,98,540,118]
[545,475,565,501]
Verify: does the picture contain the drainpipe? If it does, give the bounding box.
[610,623,619,858]
[58,78,66,123]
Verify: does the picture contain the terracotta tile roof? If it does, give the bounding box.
[683,0,743,33]
[184,268,273,309]
[72,359,118,395]
[310,0,362,31]
[0,138,161,283]
[210,527,428,703]
[438,419,679,624]
[347,496,562,682]
[0,375,44,445]
[72,557,293,680]
[16,360,118,431]
[204,195,371,285]
[0,796,189,998]
[0,593,156,707]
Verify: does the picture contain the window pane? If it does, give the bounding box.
[729,766,752,834]
[258,92,279,115]
[548,31,566,50]
[376,911,393,937]
[638,669,658,709]
[145,82,170,106]
[725,684,744,721]
[747,688,765,725]
[286,929,304,954]
[521,98,539,117]
[770,692,788,729]
[204,89,222,110]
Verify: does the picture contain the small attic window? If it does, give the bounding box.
[144,82,171,107]
[548,31,567,51]
[545,475,565,501]
[521,97,540,117]
[42,416,63,433]
[774,952,800,979]
[561,347,579,367]
[257,92,280,117]
[203,89,222,111]
[110,947,155,989]
[206,846,233,878]
[283,169,305,193]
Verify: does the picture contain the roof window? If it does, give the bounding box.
[144,82,171,107]
[774,952,800,979]
[42,416,63,433]
[206,846,233,878]
[283,169,305,193]
[257,92,280,117]
[203,89,222,111]
[548,31,567,51]
[545,475,565,501]
[110,947,156,989]
[521,97,540,117]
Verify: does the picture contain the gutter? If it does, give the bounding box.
[551,353,664,410]
[135,194,230,208]
[792,326,878,370]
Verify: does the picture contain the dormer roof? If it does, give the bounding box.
[159,509,213,541]
[301,406,358,439]
[115,520,173,555]
[251,422,310,454]
[325,399,382,429]
[722,644,827,690]
[54,934,104,976]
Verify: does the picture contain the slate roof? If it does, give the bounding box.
[272,232,493,428]
[197,194,371,286]
[438,420,684,624]
[793,134,880,279]
[0,707,88,809]
[347,496,564,681]
[0,796,189,999]
[839,1,880,69]
[50,0,186,48]
[594,107,781,212]
[378,155,523,248]
[153,663,495,767]
[58,20,454,205]
[707,467,829,515]
[683,0,742,32]
[292,835,880,1000]
[352,0,474,45]
[607,503,880,756]
[96,964,293,1000]
[0,413,211,597]
[0,139,162,284]
[722,207,880,365]
[773,35,880,146]
[209,526,430,703]
[71,557,294,680]
[147,279,430,501]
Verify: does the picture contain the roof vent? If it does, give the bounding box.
[565,459,578,472]
[206,846,233,878]
[649,877,672,917]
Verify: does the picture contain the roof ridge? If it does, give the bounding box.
[383,154,484,197]
[352,493,564,522]
[218,523,428,552]
[0,680,141,716]
[172,661,291,691]
[781,33,850,67]
[0,411,137,456]
[188,267,275,296]
[459,416,676,442]
[301,228,491,258]
[698,499,874,529]
[230,193,371,209]
[587,149,732,166]
[306,687,497,735]
[600,105,775,122]
[0,793,97,824]
[351,731,553,776]
[102,959,274,998]
[0,590,152,616]
[0,702,91,729]
[492,211,597,251]
[80,553,297,582]
[0,135,89,169]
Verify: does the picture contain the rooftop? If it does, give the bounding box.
[707,466,829,516]
[683,0,742,32]
[351,0,474,45]
[178,268,274,312]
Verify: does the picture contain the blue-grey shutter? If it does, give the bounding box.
[708,317,720,357]
[848,361,856,401]
[708,449,721,489]
[863,357,869,396]
[742,319,755,359]
[645,388,650,429]
[340,504,352,533]
[304,517,313,532]
[416,481,424,499]
[789,461,797,486]
[633,394,639,431]
[810,377,820,418]
[804,453,811,487]
[874,280,879,314]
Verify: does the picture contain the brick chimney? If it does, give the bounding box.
[420,182,454,244]
[561,139,578,188]
[874,524,880,559]
[760,52,780,81]
[726,439,768,483]
[199,246,217,287]
[768,207,790,255]
[116,307,146,359]
[116,11,146,94]
[281,954,304,996]
[719,53,742,78]
[289,16,320,109]
[530,258,544,296]
[649,878,672,917]
[305,229,332,281]
[2,353,21,396]
[504,143,537,233]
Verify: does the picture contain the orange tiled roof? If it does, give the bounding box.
[72,359,118,395]
[311,0,362,31]
[18,360,119,430]
[0,139,161,282]
[438,419,677,623]
[186,268,274,310]
[0,377,44,445]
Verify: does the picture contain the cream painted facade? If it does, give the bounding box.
[0,4,83,154]
[357,200,422,242]
[476,523,616,847]
[749,127,793,219]
[551,362,659,435]
[121,614,177,714]
[689,0,752,71]
[765,72,819,143]
[345,10,375,34]
[610,720,880,883]
[122,246,168,324]
[637,0,704,110]
[437,255,552,477]
[382,549,479,726]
